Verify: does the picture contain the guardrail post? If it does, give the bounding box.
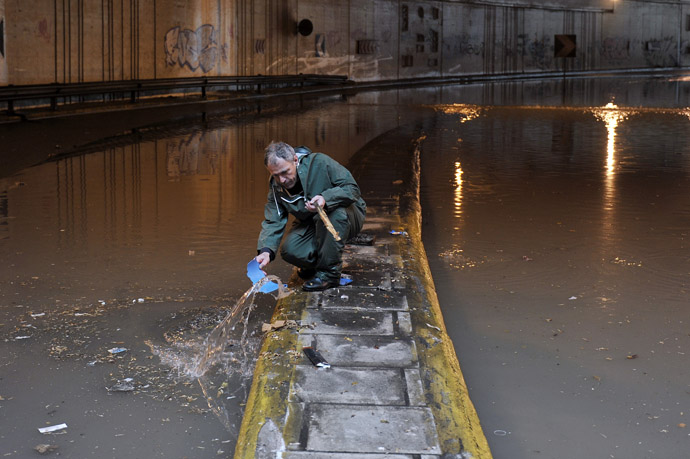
[202,79,207,99]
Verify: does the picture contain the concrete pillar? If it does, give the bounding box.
[0,0,6,84]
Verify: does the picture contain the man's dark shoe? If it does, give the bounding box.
[297,268,316,280]
[302,277,337,292]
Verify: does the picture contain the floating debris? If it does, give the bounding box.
[34,444,58,454]
[107,379,136,392]
[108,347,128,354]
[38,423,68,434]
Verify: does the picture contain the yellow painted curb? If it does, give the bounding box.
[233,293,307,458]
[402,209,493,458]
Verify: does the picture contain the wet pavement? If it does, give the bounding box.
[2,75,690,458]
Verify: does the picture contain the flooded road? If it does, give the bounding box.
[0,97,416,457]
[421,102,690,457]
[1,76,690,457]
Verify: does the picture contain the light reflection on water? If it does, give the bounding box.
[422,103,690,459]
[0,100,410,456]
[2,78,690,457]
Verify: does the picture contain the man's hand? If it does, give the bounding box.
[256,252,271,269]
[305,195,326,212]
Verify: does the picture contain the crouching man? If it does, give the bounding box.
[255,141,366,291]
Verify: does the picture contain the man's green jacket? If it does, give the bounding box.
[257,147,366,254]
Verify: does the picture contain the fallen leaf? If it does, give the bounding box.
[627,354,638,360]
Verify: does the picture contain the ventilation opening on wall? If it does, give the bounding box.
[686,14,690,31]
[432,7,440,20]
[418,7,424,18]
[356,40,377,55]
[298,19,313,37]
[431,30,438,53]
[402,55,413,67]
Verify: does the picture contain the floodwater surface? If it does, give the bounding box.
[0,98,414,457]
[1,77,690,458]
[421,103,690,458]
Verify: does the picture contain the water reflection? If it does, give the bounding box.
[453,161,464,219]
[422,102,690,459]
[591,102,629,250]
[591,102,629,178]
[436,103,481,123]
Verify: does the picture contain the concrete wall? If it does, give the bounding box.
[0,0,6,84]
[0,0,689,86]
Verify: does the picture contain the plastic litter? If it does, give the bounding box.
[107,379,135,392]
[389,230,408,236]
[303,347,330,369]
[108,347,127,354]
[38,423,68,434]
[246,259,281,293]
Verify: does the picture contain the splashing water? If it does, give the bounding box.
[147,275,290,430]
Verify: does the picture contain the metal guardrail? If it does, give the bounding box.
[0,74,350,115]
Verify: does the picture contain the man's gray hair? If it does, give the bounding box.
[264,141,295,166]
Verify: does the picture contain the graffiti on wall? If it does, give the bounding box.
[599,37,630,63]
[642,36,677,67]
[517,34,552,70]
[165,25,226,73]
[451,33,484,57]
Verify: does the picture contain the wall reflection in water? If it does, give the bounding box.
[0,102,406,303]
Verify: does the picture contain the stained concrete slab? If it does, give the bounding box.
[283,453,414,459]
[404,369,426,406]
[298,334,417,367]
[319,287,409,311]
[305,405,442,454]
[344,244,388,257]
[344,270,405,290]
[289,366,406,405]
[301,310,394,335]
[398,312,412,336]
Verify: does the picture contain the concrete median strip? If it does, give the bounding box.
[235,133,491,458]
